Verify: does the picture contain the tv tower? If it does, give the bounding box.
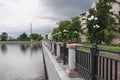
[30,23,32,35]
[30,23,33,42]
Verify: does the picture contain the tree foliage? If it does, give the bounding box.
[52,16,82,42]
[87,0,117,44]
[30,33,43,40]
[17,33,43,41]
[0,32,8,41]
[17,32,30,41]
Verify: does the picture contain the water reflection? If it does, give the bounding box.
[1,44,7,54]
[31,42,41,51]
[20,44,29,53]
[0,43,45,80]
[20,43,41,53]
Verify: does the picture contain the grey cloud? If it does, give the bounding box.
[36,16,67,21]
[42,0,95,17]
[0,0,96,37]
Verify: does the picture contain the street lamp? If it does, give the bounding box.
[73,31,78,43]
[62,29,68,47]
[88,15,100,44]
[63,29,68,41]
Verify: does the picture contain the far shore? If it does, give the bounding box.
[0,41,31,44]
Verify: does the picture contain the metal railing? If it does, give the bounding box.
[75,44,120,80]
[60,45,68,65]
[54,43,57,56]
[44,41,120,80]
[97,49,120,80]
[75,46,91,80]
[45,41,68,65]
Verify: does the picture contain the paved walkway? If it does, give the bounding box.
[51,53,84,80]
[59,62,84,80]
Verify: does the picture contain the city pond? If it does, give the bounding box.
[0,43,45,80]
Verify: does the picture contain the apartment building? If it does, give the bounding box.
[79,13,87,43]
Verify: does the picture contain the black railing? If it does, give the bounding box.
[97,50,120,80]
[75,44,120,80]
[54,43,57,56]
[75,47,91,80]
[44,41,120,80]
[60,45,68,65]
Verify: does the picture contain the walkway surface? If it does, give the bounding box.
[50,53,84,80]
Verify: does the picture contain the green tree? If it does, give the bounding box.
[104,25,116,44]
[69,16,82,42]
[87,0,117,44]
[0,32,8,41]
[52,16,82,42]
[17,32,30,41]
[30,33,42,40]
[52,27,64,41]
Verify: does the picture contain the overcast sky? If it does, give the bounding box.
[0,0,95,37]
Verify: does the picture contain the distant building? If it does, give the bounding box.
[79,13,87,43]
[8,36,15,40]
[44,30,53,40]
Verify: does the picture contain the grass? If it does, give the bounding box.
[98,45,120,52]
[79,43,120,52]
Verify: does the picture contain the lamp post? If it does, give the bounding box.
[73,31,78,43]
[63,29,68,42]
[58,32,62,41]
[88,15,100,44]
[88,15,101,80]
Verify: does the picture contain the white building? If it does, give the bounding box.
[44,30,53,40]
[79,13,87,43]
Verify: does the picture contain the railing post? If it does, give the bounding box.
[51,42,55,54]
[49,41,52,51]
[63,42,66,65]
[55,42,63,62]
[50,42,52,51]
[54,43,56,55]
[66,44,80,78]
[91,43,99,80]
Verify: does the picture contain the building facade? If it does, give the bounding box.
[44,30,53,40]
[79,13,87,43]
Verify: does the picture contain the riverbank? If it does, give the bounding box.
[0,41,31,44]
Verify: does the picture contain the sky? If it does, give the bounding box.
[0,0,95,37]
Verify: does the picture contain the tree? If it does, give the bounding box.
[103,25,116,44]
[30,33,43,40]
[17,32,30,41]
[52,16,82,42]
[0,32,8,41]
[86,0,117,44]
[69,16,82,42]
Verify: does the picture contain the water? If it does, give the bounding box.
[0,43,45,80]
